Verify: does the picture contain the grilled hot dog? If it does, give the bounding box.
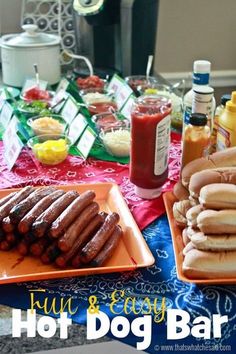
[58,202,99,252]
[41,242,61,264]
[32,191,79,238]
[9,187,56,224]
[18,189,65,234]
[80,212,120,264]
[2,216,15,233]
[56,212,106,268]
[30,238,50,257]
[90,225,123,267]
[50,190,95,238]
[0,186,34,223]
[0,192,16,208]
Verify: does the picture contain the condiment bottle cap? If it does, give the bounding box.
[226,91,236,113]
[193,60,211,73]
[221,94,231,106]
[189,113,207,126]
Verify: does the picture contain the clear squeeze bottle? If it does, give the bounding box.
[130,95,172,199]
[183,60,216,128]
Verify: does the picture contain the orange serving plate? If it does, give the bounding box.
[163,191,236,285]
[0,183,155,284]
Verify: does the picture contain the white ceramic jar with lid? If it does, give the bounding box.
[0,24,61,87]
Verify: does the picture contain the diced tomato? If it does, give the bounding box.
[76,75,104,89]
[23,87,50,102]
[88,101,117,115]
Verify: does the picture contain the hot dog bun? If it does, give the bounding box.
[182,228,190,246]
[183,241,195,255]
[199,183,236,209]
[181,147,236,187]
[186,205,204,227]
[197,209,236,234]
[189,168,236,198]
[183,249,236,278]
[187,231,236,251]
[173,200,192,228]
[173,181,190,201]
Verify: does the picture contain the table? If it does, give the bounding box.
[0,137,235,354]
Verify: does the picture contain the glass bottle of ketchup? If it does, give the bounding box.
[130,95,172,199]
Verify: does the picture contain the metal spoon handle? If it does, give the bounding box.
[146,55,154,80]
[33,63,40,88]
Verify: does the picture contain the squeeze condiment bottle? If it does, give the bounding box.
[217,91,236,151]
[183,60,215,129]
[130,95,172,199]
[210,94,231,153]
[192,86,215,131]
[181,113,210,169]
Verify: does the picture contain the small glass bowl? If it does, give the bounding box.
[27,114,69,137]
[92,112,130,133]
[141,84,183,131]
[21,88,54,104]
[80,87,117,115]
[27,134,71,165]
[0,87,20,100]
[17,100,51,118]
[139,83,171,96]
[125,75,159,96]
[76,75,107,90]
[99,127,131,157]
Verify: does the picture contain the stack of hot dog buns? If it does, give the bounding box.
[0,186,123,268]
[172,146,236,279]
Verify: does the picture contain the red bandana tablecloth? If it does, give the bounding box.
[0,133,181,230]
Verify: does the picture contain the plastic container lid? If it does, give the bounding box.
[134,185,162,199]
[226,91,236,113]
[189,113,207,126]
[1,25,60,48]
[221,94,232,107]
[193,60,211,73]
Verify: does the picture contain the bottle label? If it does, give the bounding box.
[184,106,192,125]
[192,92,214,130]
[217,125,231,150]
[193,72,209,85]
[154,114,171,176]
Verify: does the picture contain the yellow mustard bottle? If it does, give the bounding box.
[217,91,236,150]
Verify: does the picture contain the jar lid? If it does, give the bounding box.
[189,113,207,126]
[1,25,60,48]
[221,94,231,106]
[193,60,211,73]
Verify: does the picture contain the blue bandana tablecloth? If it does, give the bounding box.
[0,215,235,353]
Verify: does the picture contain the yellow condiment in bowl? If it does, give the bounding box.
[28,135,71,165]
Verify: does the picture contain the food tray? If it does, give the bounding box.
[163,191,236,284]
[0,183,155,284]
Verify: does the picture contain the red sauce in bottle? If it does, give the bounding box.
[130,95,172,199]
